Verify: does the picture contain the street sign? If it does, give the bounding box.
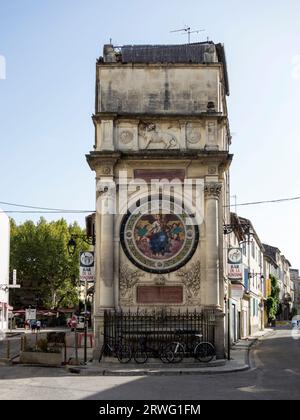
[227,248,243,280]
[13,269,17,285]
[228,264,243,280]
[79,251,95,282]
[230,283,244,300]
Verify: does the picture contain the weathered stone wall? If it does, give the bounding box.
[97,65,223,114]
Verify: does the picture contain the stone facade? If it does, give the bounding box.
[290,269,300,315]
[87,43,232,358]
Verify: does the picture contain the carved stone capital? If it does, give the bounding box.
[204,182,222,199]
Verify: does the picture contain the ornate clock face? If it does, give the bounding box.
[120,198,199,274]
[228,248,242,264]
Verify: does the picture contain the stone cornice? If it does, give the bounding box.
[97,62,223,70]
[86,151,121,171]
[92,112,228,123]
[86,150,233,170]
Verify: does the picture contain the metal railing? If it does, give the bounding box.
[103,309,216,358]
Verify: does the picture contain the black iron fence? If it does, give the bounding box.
[103,309,216,358]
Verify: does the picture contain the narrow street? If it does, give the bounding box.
[0,327,299,400]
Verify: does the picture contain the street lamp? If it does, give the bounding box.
[67,234,95,256]
[67,238,77,256]
[67,230,95,364]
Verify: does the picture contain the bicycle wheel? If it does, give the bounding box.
[133,348,148,364]
[194,342,215,363]
[159,346,174,364]
[163,342,185,363]
[117,344,132,364]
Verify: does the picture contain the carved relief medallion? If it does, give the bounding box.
[120,130,134,144]
[186,122,201,144]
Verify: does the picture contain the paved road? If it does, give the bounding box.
[0,328,299,400]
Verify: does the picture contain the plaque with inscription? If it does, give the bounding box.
[137,286,183,304]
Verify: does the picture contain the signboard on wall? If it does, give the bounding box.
[227,248,243,281]
[79,251,95,282]
[25,308,36,321]
[230,283,244,300]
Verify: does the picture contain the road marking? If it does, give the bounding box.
[237,385,275,393]
[284,369,300,376]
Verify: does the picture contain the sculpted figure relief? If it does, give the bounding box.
[139,123,178,149]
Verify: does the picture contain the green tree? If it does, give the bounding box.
[266,274,280,323]
[10,218,90,309]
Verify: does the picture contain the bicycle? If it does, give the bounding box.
[98,334,132,363]
[133,334,175,364]
[164,329,216,363]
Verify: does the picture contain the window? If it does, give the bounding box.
[251,242,255,259]
[242,242,246,256]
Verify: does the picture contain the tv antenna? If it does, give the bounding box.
[170,25,205,44]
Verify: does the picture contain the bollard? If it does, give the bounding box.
[75,327,78,362]
[6,340,10,359]
[64,336,67,364]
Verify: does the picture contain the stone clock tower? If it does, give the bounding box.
[86,42,232,358]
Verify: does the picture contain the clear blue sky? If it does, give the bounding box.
[1,0,300,268]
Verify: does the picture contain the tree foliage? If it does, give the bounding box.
[266,274,280,322]
[10,218,90,309]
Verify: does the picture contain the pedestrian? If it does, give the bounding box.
[31,320,36,332]
[36,320,41,332]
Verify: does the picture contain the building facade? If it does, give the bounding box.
[290,269,300,315]
[263,244,294,321]
[86,42,232,358]
[228,214,264,340]
[0,209,10,332]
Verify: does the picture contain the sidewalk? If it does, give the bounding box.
[65,328,274,376]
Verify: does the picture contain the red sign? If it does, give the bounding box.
[228,263,243,280]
